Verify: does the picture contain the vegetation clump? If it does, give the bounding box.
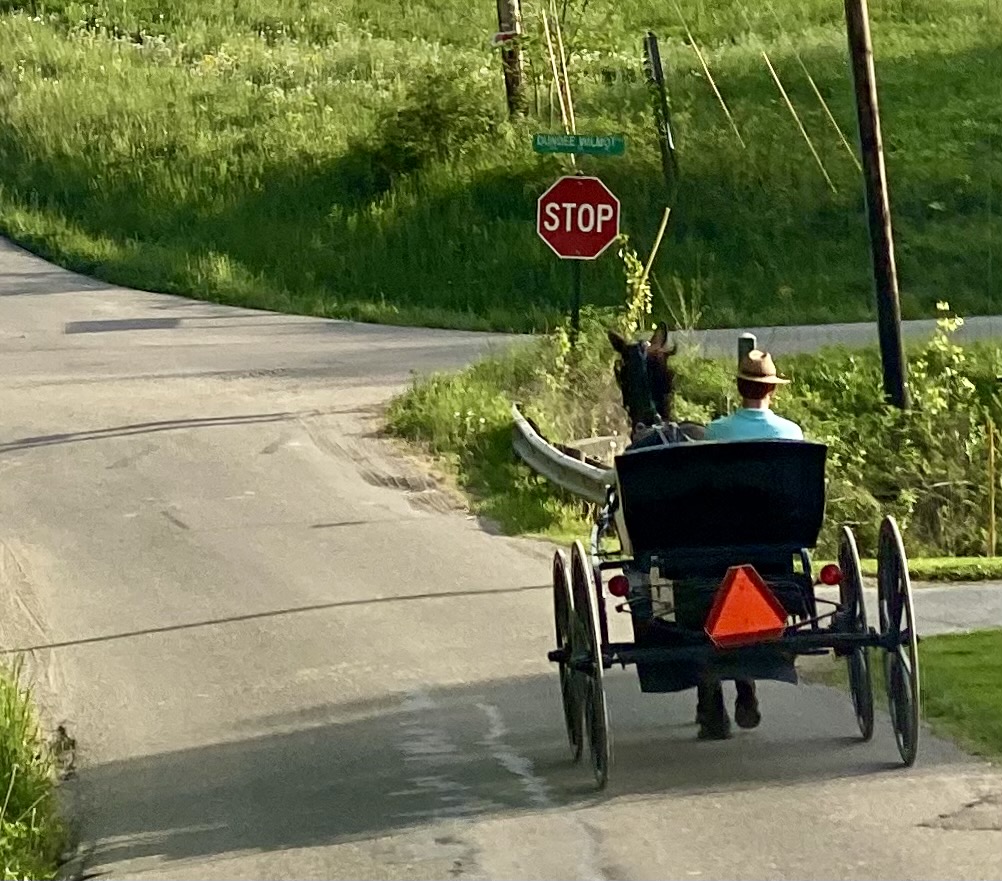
[0,663,67,881]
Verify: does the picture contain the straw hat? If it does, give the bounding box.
[737,349,790,385]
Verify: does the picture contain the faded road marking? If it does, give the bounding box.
[477,703,553,809]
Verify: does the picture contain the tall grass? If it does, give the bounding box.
[0,661,65,880]
[0,0,999,331]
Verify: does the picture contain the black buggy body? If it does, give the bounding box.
[548,437,921,789]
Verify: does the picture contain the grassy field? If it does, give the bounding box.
[0,0,999,331]
[0,663,66,880]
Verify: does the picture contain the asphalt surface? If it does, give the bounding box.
[1,236,1001,880]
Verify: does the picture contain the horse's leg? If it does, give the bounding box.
[696,671,730,740]
[734,678,761,729]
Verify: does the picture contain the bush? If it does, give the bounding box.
[341,63,504,198]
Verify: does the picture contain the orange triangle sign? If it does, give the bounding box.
[705,565,788,648]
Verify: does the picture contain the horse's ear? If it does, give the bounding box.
[607,329,628,355]
[649,322,674,355]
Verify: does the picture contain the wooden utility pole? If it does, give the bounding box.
[643,32,680,203]
[844,0,909,409]
[496,0,527,117]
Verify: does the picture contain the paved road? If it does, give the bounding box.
[1,237,1001,880]
[686,314,1002,357]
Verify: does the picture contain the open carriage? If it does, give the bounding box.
[548,437,920,789]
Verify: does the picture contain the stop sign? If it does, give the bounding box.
[537,175,621,260]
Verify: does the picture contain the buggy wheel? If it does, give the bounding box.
[571,540,611,790]
[552,550,584,763]
[877,516,921,767]
[838,526,874,741]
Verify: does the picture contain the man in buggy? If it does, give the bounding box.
[609,327,804,738]
[704,348,803,442]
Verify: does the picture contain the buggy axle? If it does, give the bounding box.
[548,628,908,672]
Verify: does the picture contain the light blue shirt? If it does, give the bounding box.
[703,408,804,441]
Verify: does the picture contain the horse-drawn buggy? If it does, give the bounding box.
[548,339,921,790]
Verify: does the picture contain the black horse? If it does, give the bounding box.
[607,322,761,740]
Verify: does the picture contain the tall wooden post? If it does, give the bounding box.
[497,0,526,117]
[643,32,680,204]
[844,0,909,409]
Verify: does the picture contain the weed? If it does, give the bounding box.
[0,660,66,880]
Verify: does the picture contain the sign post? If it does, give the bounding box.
[537,175,621,345]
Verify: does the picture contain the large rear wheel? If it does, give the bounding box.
[877,516,920,767]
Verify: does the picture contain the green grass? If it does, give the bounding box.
[0,1,999,331]
[0,662,66,880]
[807,629,1002,758]
[919,629,1002,757]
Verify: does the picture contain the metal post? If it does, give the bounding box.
[844,0,909,409]
[497,0,526,117]
[989,418,997,557]
[570,260,582,348]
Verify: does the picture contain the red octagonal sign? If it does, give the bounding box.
[537,175,621,260]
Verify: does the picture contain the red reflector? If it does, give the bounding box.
[608,575,630,598]
[705,565,787,648]
[819,563,842,586]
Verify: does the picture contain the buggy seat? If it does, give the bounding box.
[612,440,828,572]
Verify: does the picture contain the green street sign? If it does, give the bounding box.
[532,133,626,156]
